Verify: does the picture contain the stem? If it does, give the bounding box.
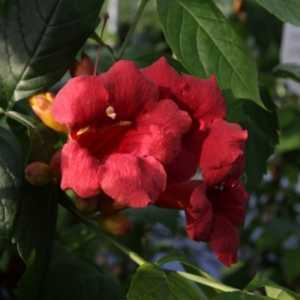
[59,197,242,294]
[177,271,239,293]
[59,197,147,266]
[117,0,149,59]
[91,33,116,62]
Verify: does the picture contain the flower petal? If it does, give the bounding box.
[208,181,249,226]
[185,184,213,241]
[100,154,166,208]
[100,60,159,120]
[156,180,200,209]
[143,57,181,99]
[118,99,192,164]
[209,215,240,267]
[176,75,226,123]
[199,119,248,186]
[60,141,101,198]
[156,181,213,241]
[166,125,205,182]
[52,76,109,130]
[143,57,226,123]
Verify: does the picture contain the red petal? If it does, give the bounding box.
[60,141,101,198]
[156,180,201,209]
[143,57,181,99]
[209,215,240,266]
[199,119,248,186]
[176,75,226,123]
[185,185,213,241]
[118,99,192,164]
[166,125,205,182]
[52,76,109,130]
[100,60,159,120]
[100,154,166,208]
[208,181,249,227]
[156,181,213,241]
[143,57,226,123]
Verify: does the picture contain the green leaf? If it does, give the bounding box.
[273,64,300,83]
[157,254,220,298]
[128,263,207,300]
[157,0,261,105]
[276,107,300,153]
[265,286,299,300]
[225,94,278,190]
[0,127,22,232]
[14,185,58,299]
[0,0,105,106]
[246,273,300,300]
[157,253,215,281]
[282,249,300,284]
[212,292,271,300]
[19,245,123,300]
[254,1,300,26]
[14,186,58,261]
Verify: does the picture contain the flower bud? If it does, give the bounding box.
[25,162,52,186]
[100,214,132,236]
[70,53,94,77]
[98,197,127,216]
[29,93,68,133]
[75,196,99,214]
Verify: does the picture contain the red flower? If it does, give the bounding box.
[157,180,249,266]
[53,60,192,207]
[53,57,248,265]
[143,58,247,184]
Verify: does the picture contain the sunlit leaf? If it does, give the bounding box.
[157,0,261,106]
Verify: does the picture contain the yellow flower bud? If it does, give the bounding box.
[25,161,52,186]
[29,92,68,133]
[100,214,132,236]
[75,196,99,214]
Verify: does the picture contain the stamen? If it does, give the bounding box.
[118,121,132,127]
[76,126,90,136]
[106,106,117,120]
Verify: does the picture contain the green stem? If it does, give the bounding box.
[60,197,241,293]
[59,197,147,266]
[117,0,149,59]
[91,33,116,61]
[177,271,239,293]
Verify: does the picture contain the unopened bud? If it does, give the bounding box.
[29,93,68,133]
[100,214,132,236]
[25,162,52,186]
[75,197,99,214]
[70,53,94,77]
[98,197,127,216]
[233,0,242,12]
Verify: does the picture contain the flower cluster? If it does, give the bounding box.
[51,57,248,266]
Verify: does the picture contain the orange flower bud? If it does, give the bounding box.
[233,0,243,13]
[100,214,132,236]
[70,53,94,77]
[75,196,99,214]
[29,92,68,133]
[25,162,52,186]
